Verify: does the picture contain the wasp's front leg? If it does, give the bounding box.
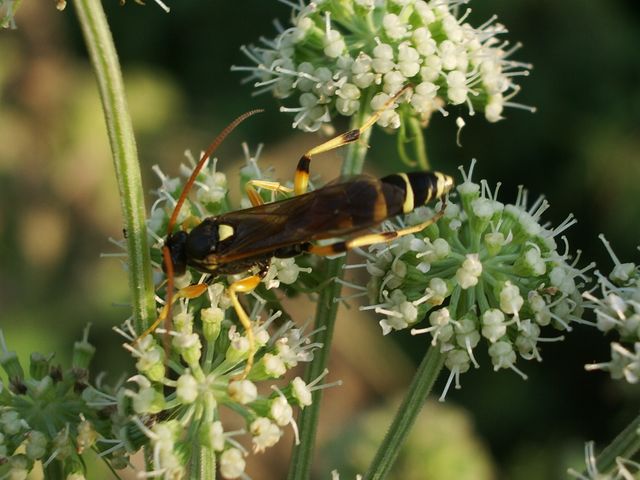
[227,274,264,380]
[134,283,209,343]
[245,179,294,207]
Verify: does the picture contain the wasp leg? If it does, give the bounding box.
[134,284,209,342]
[307,201,446,256]
[227,274,263,379]
[294,85,412,195]
[245,179,294,207]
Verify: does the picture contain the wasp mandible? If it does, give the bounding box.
[140,86,454,379]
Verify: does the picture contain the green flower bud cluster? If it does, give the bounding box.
[358,162,592,397]
[583,236,640,384]
[234,0,533,132]
[0,327,101,479]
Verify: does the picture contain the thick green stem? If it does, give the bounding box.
[596,411,640,474]
[287,109,372,480]
[191,445,216,480]
[364,347,445,480]
[73,0,156,333]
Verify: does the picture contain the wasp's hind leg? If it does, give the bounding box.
[307,200,447,256]
[293,85,412,195]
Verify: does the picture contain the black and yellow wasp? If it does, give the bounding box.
[143,87,454,378]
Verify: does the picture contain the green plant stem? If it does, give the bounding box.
[43,461,64,480]
[191,445,216,480]
[287,109,372,480]
[72,0,156,333]
[596,411,640,474]
[408,115,429,170]
[364,346,445,480]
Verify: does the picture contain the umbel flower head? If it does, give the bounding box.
[93,145,326,479]
[233,0,533,132]
[354,161,592,399]
[583,236,640,384]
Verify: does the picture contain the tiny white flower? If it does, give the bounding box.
[383,13,409,40]
[324,29,346,58]
[228,380,258,405]
[220,448,246,479]
[500,281,524,315]
[291,377,313,407]
[372,43,395,74]
[270,396,293,427]
[250,417,282,453]
[261,353,287,378]
[482,309,507,343]
[176,372,198,404]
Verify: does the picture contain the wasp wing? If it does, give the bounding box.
[214,175,397,263]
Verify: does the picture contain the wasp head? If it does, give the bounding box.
[163,230,189,276]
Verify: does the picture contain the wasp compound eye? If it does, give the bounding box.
[164,231,188,276]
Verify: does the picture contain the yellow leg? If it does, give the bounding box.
[245,179,293,207]
[294,85,412,195]
[134,283,208,342]
[227,274,262,379]
[307,200,446,256]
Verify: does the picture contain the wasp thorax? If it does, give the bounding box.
[185,218,221,261]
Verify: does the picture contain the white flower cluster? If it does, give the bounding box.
[93,146,325,478]
[233,0,533,131]
[107,307,322,479]
[583,236,640,384]
[355,161,592,399]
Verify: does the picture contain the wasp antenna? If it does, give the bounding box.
[167,108,264,234]
[159,109,263,353]
[161,244,175,354]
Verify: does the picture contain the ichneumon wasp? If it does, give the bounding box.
[139,86,454,379]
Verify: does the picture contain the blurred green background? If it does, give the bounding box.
[1,1,639,479]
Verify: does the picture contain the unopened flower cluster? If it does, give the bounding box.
[91,146,321,479]
[234,0,532,131]
[357,162,591,398]
[0,327,100,479]
[583,236,640,384]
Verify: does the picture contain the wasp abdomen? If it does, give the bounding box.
[381,172,452,216]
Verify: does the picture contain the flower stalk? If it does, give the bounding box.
[72,0,156,333]
[364,347,445,480]
[288,107,372,480]
[595,412,640,475]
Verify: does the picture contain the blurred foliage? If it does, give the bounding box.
[0,1,639,479]
[324,399,496,480]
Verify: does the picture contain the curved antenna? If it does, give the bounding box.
[160,109,263,346]
[166,108,264,235]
